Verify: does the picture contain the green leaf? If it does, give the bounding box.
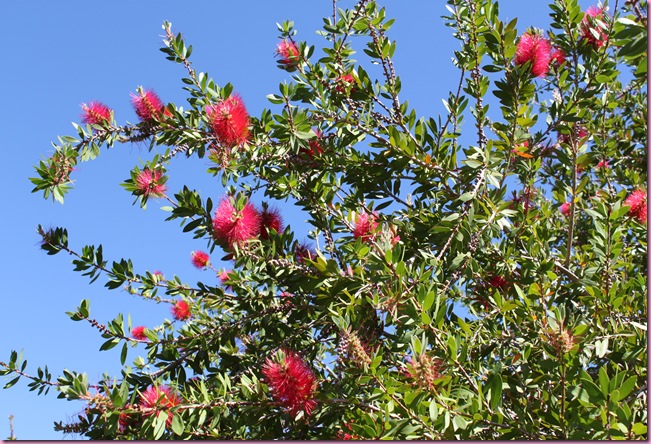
[489,374,503,411]
[171,413,184,436]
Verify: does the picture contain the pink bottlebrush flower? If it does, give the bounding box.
[550,48,567,67]
[219,269,233,286]
[191,250,210,269]
[260,206,284,240]
[212,198,261,248]
[135,169,167,197]
[153,270,165,280]
[560,202,572,216]
[131,326,147,341]
[353,212,378,242]
[138,385,181,426]
[171,300,191,321]
[581,6,609,47]
[131,88,169,121]
[625,189,647,224]
[295,242,315,263]
[206,94,250,148]
[262,350,318,417]
[596,159,610,169]
[80,101,112,125]
[276,40,300,66]
[514,32,553,77]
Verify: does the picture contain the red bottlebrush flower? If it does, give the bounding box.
[260,206,284,240]
[581,6,609,48]
[302,130,324,158]
[625,189,647,224]
[131,326,147,341]
[212,197,261,248]
[353,212,378,242]
[135,169,167,197]
[295,242,315,263]
[514,32,553,77]
[487,275,509,291]
[276,39,300,66]
[335,73,355,93]
[262,350,318,417]
[560,202,571,216]
[80,101,112,125]
[138,385,181,426]
[550,48,567,67]
[131,88,168,121]
[596,159,610,169]
[191,250,210,269]
[206,94,250,148]
[171,300,191,321]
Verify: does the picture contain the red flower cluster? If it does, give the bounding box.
[131,88,169,121]
[276,40,300,66]
[550,48,567,67]
[138,385,182,426]
[353,212,378,242]
[135,169,167,197]
[295,242,315,263]
[625,189,647,224]
[581,6,609,48]
[206,94,250,147]
[558,125,589,145]
[191,250,210,269]
[80,101,112,126]
[560,202,571,216]
[262,350,318,417]
[596,159,610,169]
[131,326,147,341]
[219,269,233,286]
[171,300,191,321]
[514,32,552,77]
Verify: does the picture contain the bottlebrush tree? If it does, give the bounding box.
[2,0,648,439]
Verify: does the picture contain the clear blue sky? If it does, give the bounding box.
[0,1,595,439]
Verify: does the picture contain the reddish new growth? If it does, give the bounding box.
[581,6,609,48]
[131,326,147,341]
[191,250,210,269]
[514,32,552,77]
[560,202,571,216]
[596,159,610,169]
[260,206,284,240]
[276,39,300,66]
[80,101,112,125]
[353,212,378,242]
[138,385,181,426]
[131,88,169,121]
[206,94,250,148]
[171,300,191,321]
[135,169,167,197]
[212,198,261,248]
[262,350,318,417]
[625,189,647,224]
